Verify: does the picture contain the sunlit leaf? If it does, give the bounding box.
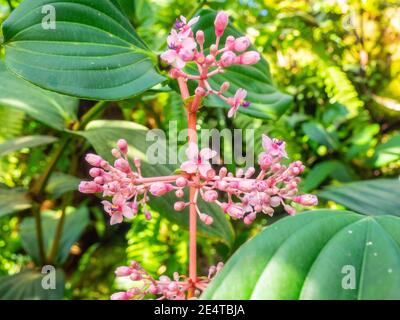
[0,188,31,218]
[0,135,57,157]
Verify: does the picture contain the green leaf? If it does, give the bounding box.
[189,9,292,120]
[318,179,400,216]
[302,121,339,149]
[0,269,64,300]
[203,210,400,299]
[0,61,78,130]
[2,0,165,100]
[45,172,80,199]
[0,135,57,156]
[0,188,31,218]
[20,206,89,265]
[370,134,400,167]
[301,160,354,192]
[77,120,234,246]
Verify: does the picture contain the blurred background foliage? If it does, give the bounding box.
[0,0,399,299]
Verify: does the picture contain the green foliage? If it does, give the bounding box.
[0,188,31,217]
[2,0,165,100]
[203,210,400,299]
[0,135,57,156]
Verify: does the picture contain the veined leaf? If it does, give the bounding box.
[203,210,400,299]
[2,0,165,100]
[0,135,57,157]
[0,188,31,218]
[45,172,80,199]
[302,121,339,150]
[0,61,78,130]
[0,269,64,300]
[189,9,292,120]
[20,206,89,265]
[318,179,400,216]
[77,120,235,246]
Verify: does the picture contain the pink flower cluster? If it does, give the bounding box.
[110,261,223,300]
[79,134,317,226]
[161,12,260,118]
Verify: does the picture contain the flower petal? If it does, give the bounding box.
[110,213,123,225]
[198,163,212,177]
[185,142,198,160]
[122,205,134,219]
[262,134,272,151]
[200,148,217,160]
[180,161,198,173]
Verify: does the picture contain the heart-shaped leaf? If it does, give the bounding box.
[318,179,400,217]
[0,61,78,130]
[189,9,292,120]
[2,0,165,100]
[20,206,89,265]
[0,269,64,300]
[77,120,235,246]
[0,188,31,218]
[203,210,400,299]
[0,135,58,156]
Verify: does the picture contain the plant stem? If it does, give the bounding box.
[6,0,14,10]
[178,77,199,298]
[32,203,46,264]
[78,101,107,130]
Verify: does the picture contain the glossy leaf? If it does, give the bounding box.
[203,210,400,299]
[318,179,400,216]
[302,121,339,149]
[0,135,57,157]
[45,172,80,199]
[0,188,31,218]
[77,120,234,246]
[2,0,165,100]
[20,206,89,264]
[0,269,64,300]
[189,9,292,120]
[0,61,78,130]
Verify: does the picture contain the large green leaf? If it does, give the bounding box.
[20,206,89,265]
[45,172,80,199]
[0,61,78,130]
[203,210,400,299]
[0,135,57,156]
[0,269,64,300]
[2,0,165,100]
[0,188,31,218]
[318,179,400,217]
[189,9,292,120]
[77,120,234,246]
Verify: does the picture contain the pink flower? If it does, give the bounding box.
[220,51,236,67]
[85,153,103,167]
[293,194,318,206]
[203,190,218,202]
[115,266,132,277]
[110,291,133,300]
[214,11,229,37]
[227,88,249,118]
[180,143,217,177]
[262,134,288,158]
[161,29,197,68]
[175,15,199,31]
[102,194,134,225]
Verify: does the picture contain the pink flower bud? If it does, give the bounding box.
[176,177,187,187]
[114,159,131,173]
[258,153,273,170]
[85,153,103,167]
[234,36,251,52]
[195,53,205,64]
[89,168,102,177]
[293,194,318,206]
[174,201,187,211]
[144,208,152,220]
[237,51,260,65]
[129,201,138,214]
[175,189,184,198]
[225,35,235,50]
[149,285,159,295]
[238,180,254,192]
[225,204,244,219]
[149,182,173,196]
[196,30,204,45]
[245,167,256,178]
[115,266,132,277]
[214,11,229,37]
[117,139,128,154]
[195,87,206,97]
[236,169,244,177]
[200,213,214,225]
[205,54,215,64]
[111,148,121,158]
[130,271,142,281]
[270,196,281,207]
[219,167,228,177]
[215,180,228,191]
[110,291,133,300]
[134,157,141,168]
[244,212,256,225]
[203,190,218,202]
[220,51,236,67]
[220,82,230,92]
[284,204,296,216]
[256,180,268,192]
[78,181,102,194]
